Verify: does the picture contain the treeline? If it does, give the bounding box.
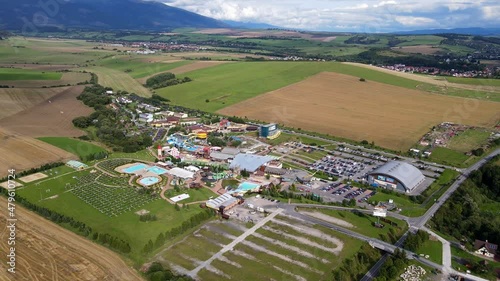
[430,155,500,247]
[331,243,381,280]
[262,187,324,203]
[139,213,158,222]
[0,162,64,183]
[373,249,409,281]
[81,151,108,162]
[0,192,131,254]
[145,262,193,281]
[74,85,153,152]
[142,209,214,254]
[345,35,380,45]
[404,230,429,252]
[145,72,192,89]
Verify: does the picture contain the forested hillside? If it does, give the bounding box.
[430,156,500,248]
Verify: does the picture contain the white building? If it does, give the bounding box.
[138,113,154,123]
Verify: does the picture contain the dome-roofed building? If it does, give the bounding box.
[368,161,425,193]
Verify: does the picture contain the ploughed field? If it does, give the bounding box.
[218,72,500,151]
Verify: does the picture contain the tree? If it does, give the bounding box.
[359,77,366,82]
[175,203,181,211]
[72,116,91,128]
[361,140,369,145]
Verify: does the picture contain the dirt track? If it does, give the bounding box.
[0,196,143,281]
[0,85,92,137]
[219,72,500,151]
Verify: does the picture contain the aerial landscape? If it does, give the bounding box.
[1,1,500,281]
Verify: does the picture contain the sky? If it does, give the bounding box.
[158,0,500,32]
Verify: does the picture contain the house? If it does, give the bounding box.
[116,97,132,104]
[105,90,113,95]
[137,103,160,112]
[138,113,154,123]
[474,240,498,258]
[173,112,188,118]
[180,117,201,126]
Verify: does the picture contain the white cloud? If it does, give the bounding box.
[158,0,499,31]
[395,16,438,27]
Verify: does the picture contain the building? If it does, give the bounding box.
[474,240,498,258]
[258,123,280,139]
[166,167,194,179]
[66,160,88,170]
[137,103,160,112]
[229,154,276,173]
[138,113,154,123]
[206,193,240,213]
[180,117,201,126]
[367,161,425,193]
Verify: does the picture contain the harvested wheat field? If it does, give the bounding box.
[0,88,68,119]
[343,62,500,93]
[0,129,76,178]
[219,72,500,151]
[0,196,143,281]
[0,86,92,137]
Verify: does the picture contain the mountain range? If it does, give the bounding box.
[0,0,226,32]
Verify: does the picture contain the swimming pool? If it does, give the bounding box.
[237,182,260,192]
[123,163,149,174]
[147,166,168,175]
[139,176,160,186]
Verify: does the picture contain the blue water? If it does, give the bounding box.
[123,163,148,173]
[139,177,160,186]
[237,182,260,191]
[147,166,168,175]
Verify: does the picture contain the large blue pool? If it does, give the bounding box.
[139,177,160,186]
[237,182,260,192]
[123,163,149,174]
[147,166,168,175]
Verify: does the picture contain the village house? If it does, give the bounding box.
[474,240,498,259]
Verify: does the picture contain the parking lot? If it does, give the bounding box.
[317,182,377,204]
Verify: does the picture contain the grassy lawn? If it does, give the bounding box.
[15,169,207,265]
[0,67,62,80]
[446,77,500,87]
[38,137,107,160]
[300,208,408,241]
[295,149,328,161]
[163,187,217,203]
[429,147,471,167]
[156,61,428,112]
[447,128,492,153]
[369,192,426,217]
[83,66,151,97]
[416,238,443,265]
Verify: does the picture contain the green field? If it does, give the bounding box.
[369,192,426,217]
[446,129,492,153]
[0,68,62,80]
[446,77,500,86]
[38,137,107,160]
[428,147,471,167]
[97,57,192,79]
[163,187,217,204]
[156,61,428,112]
[416,239,443,265]
[300,208,408,241]
[15,167,207,264]
[395,35,445,46]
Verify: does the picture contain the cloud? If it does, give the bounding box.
[158,0,499,31]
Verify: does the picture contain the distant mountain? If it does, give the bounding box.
[0,0,226,32]
[394,27,500,36]
[222,20,281,29]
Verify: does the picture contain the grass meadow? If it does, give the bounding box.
[38,137,107,160]
[0,68,62,80]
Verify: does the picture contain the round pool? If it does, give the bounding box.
[139,176,160,186]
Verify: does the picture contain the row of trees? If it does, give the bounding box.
[373,249,409,281]
[145,72,192,89]
[139,213,158,222]
[0,193,131,254]
[404,230,429,252]
[142,209,214,254]
[145,262,193,281]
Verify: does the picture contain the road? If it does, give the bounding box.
[282,149,500,280]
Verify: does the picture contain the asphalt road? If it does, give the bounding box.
[281,148,500,281]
